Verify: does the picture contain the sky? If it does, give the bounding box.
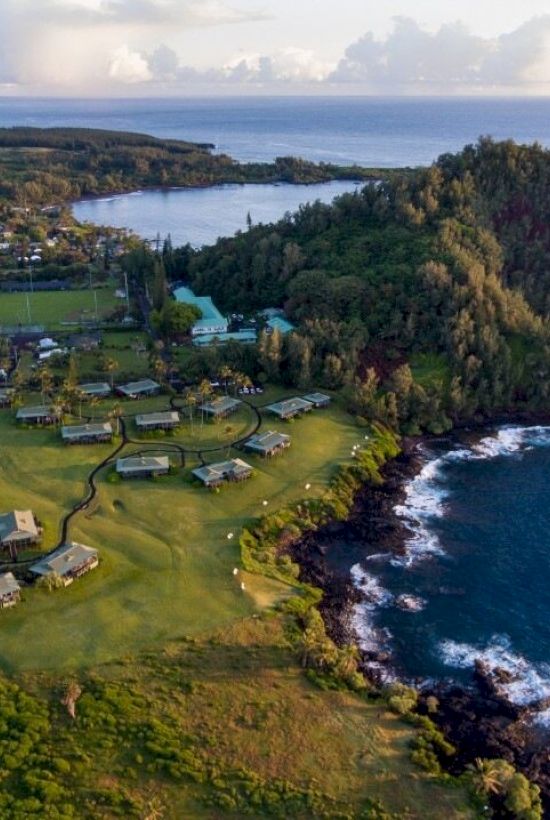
[1,0,550,96]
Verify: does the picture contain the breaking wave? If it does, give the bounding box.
[394,426,550,565]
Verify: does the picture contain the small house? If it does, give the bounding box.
[0,510,42,558]
[116,455,170,479]
[135,411,180,431]
[31,542,99,586]
[61,422,113,445]
[0,573,21,609]
[79,382,112,399]
[200,396,242,419]
[244,430,291,457]
[192,458,253,488]
[16,405,61,425]
[117,379,160,399]
[266,397,314,420]
[302,392,331,409]
[0,389,13,408]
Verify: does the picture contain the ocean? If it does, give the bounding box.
[352,427,550,722]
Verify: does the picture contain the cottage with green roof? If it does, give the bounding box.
[79,382,112,399]
[136,411,180,431]
[62,422,113,445]
[16,405,61,425]
[117,379,160,399]
[201,396,242,419]
[116,455,170,479]
[266,397,314,420]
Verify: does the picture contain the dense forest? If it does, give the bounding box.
[0,127,383,206]
[182,138,550,434]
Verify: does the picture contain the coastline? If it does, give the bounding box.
[288,414,550,806]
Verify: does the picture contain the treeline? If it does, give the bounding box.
[0,127,383,207]
[184,138,550,434]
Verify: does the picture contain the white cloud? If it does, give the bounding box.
[109,45,152,83]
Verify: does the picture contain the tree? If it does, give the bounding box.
[150,301,201,338]
[151,257,168,311]
[101,356,119,389]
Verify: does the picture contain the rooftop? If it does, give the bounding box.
[62,423,112,438]
[267,316,295,335]
[135,412,180,425]
[79,382,111,395]
[303,392,331,405]
[267,397,314,416]
[174,286,228,332]
[118,379,160,395]
[192,458,252,484]
[31,542,98,578]
[116,455,170,472]
[192,330,257,346]
[16,404,60,419]
[202,396,242,414]
[245,430,291,451]
[0,572,20,597]
[0,510,39,541]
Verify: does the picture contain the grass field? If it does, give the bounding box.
[0,394,364,672]
[0,288,119,329]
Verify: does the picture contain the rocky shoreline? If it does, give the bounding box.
[288,425,550,808]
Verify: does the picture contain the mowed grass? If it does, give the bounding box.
[0,396,362,673]
[0,288,118,329]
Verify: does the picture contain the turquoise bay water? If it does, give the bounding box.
[352,427,550,716]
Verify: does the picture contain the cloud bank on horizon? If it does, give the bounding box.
[1,0,549,94]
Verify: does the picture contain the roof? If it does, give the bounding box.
[267,397,314,416]
[0,510,39,542]
[16,404,60,419]
[192,330,257,346]
[135,411,180,426]
[267,316,295,334]
[79,382,111,395]
[31,542,98,578]
[0,572,20,597]
[202,396,242,414]
[116,456,170,473]
[303,392,331,404]
[173,286,228,333]
[118,379,160,395]
[62,423,112,439]
[245,430,291,451]
[193,458,252,484]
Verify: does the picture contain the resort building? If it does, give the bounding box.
[266,316,295,335]
[192,330,257,346]
[244,430,291,457]
[0,510,42,558]
[174,286,228,337]
[192,458,253,488]
[61,422,113,445]
[31,542,99,586]
[79,382,112,399]
[303,392,331,408]
[266,397,314,420]
[135,411,180,431]
[16,405,61,425]
[200,396,242,419]
[116,455,170,479]
[0,573,21,609]
[117,379,160,399]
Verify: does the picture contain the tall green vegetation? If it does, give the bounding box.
[187,138,550,433]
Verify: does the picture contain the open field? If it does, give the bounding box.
[0,394,363,672]
[0,288,119,329]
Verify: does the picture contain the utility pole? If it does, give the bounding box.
[94,290,98,323]
[123,270,130,317]
[26,292,32,325]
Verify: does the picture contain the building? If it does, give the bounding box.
[201,396,242,419]
[192,330,257,346]
[135,411,180,431]
[16,405,61,425]
[116,455,170,479]
[117,379,160,399]
[0,510,42,558]
[31,542,99,587]
[61,422,113,445]
[0,573,21,609]
[303,392,331,408]
[266,397,314,420]
[192,458,253,488]
[79,382,112,399]
[244,430,291,457]
[0,389,13,408]
[173,286,228,337]
[266,316,295,335]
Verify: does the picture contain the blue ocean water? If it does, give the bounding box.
[352,427,550,719]
[0,96,549,166]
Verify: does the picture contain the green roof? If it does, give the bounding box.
[174,286,228,333]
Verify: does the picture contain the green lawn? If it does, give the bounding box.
[0,395,362,673]
[0,288,119,329]
[410,352,452,390]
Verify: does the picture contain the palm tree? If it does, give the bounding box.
[186,393,197,436]
[198,379,213,429]
[102,356,119,390]
[108,402,123,436]
[219,365,233,396]
[468,758,508,796]
[39,366,53,405]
